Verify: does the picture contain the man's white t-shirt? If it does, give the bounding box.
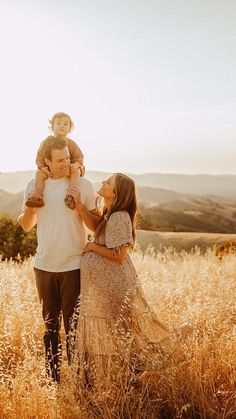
[23,177,97,272]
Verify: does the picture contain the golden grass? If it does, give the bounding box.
[0,250,236,418]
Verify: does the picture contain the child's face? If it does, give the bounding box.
[52,117,71,137]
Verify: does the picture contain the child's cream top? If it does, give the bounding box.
[23,177,97,272]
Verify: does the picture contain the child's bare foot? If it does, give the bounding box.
[26,194,44,208]
[64,194,75,210]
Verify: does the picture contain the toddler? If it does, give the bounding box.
[26,112,85,210]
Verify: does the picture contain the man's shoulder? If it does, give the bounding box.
[79,177,97,199]
[25,178,35,190]
[79,177,94,189]
[21,178,35,212]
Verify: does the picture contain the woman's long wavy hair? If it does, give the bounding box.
[95,173,138,248]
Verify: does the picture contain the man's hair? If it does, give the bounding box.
[49,112,74,132]
[41,135,68,161]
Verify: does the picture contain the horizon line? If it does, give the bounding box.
[1,169,236,177]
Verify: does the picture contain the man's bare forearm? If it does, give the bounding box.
[18,208,37,232]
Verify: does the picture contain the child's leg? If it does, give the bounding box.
[26,169,48,208]
[65,171,80,210]
[35,169,47,196]
[69,171,79,190]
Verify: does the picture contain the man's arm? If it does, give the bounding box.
[18,207,37,232]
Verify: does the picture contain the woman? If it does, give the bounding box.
[71,173,168,388]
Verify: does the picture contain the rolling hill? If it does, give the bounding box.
[0,186,189,217]
[132,173,236,200]
[1,171,236,199]
[0,190,24,218]
[1,187,236,234]
[136,230,236,252]
[1,171,236,234]
[139,200,236,234]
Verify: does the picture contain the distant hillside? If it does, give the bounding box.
[0,190,23,218]
[0,171,113,193]
[136,230,236,252]
[94,184,193,207]
[1,171,236,199]
[139,197,236,234]
[0,186,188,217]
[132,173,236,200]
[1,187,236,234]
[1,170,236,234]
[0,171,35,193]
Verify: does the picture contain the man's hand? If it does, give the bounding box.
[18,207,37,232]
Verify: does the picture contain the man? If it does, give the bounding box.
[18,136,98,382]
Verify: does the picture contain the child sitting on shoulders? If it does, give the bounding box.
[26,112,85,210]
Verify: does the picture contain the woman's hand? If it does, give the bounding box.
[70,188,83,211]
[83,241,95,254]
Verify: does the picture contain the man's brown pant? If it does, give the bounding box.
[34,268,80,381]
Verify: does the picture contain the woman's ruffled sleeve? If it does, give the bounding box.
[105,211,133,249]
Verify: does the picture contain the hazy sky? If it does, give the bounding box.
[0,0,236,174]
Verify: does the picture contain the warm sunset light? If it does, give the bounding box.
[0,0,235,174]
[1,2,236,418]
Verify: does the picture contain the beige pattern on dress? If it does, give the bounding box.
[75,210,168,387]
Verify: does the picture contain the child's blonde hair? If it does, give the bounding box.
[49,112,74,132]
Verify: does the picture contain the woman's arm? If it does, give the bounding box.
[83,241,129,263]
[83,207,101,232]
[79,206,101,232]
[70,188,101,232]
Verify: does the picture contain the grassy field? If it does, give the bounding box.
[0,250,236,418]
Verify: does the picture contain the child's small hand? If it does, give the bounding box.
[79,165,85,177]
[40,166,52,178]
